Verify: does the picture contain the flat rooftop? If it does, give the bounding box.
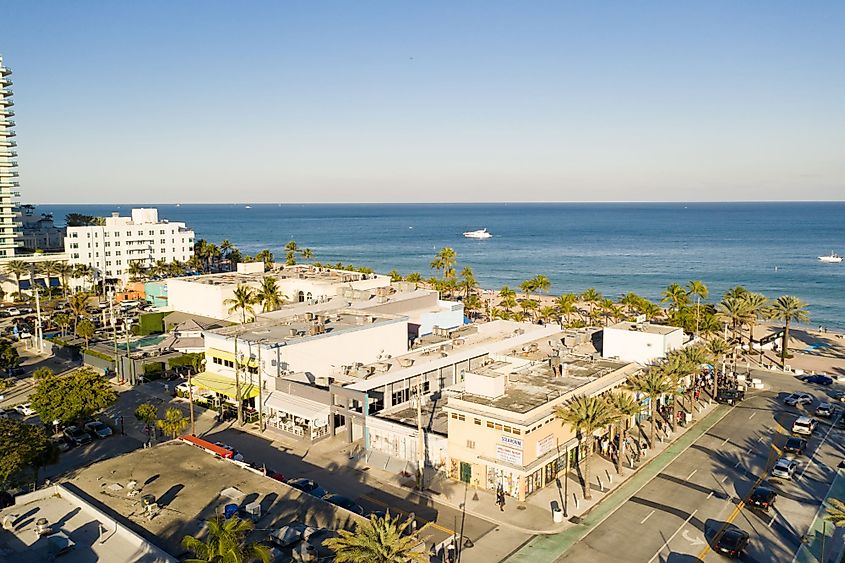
[211,309,404,343]
[608,321,681,335]
[175,265,379,287]
[456,356,633,414]
[64,440,366,558]
[379,400,450,435]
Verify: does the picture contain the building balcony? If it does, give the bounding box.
[0,98,11,107]
[0,131,15,138]
[0,151,17,158]
[0,109,12,118]
[0,180,20,187]
[0,140,15,148]
[0,89,12,98]
[0,78,10,87]
[0,170,19,178]
[0,120,14,127]
[0,161,17,168]
[0,66,10,76]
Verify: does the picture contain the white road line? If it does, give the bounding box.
[721,437,729,446]
[640,509,656,524]
[734,461,742,468]
[687,469,697,480]
[647,509,699,563]
[798,413,840,480]
[746,447,753,455]
[768,513,777,528]
[722,475,729,483]
[758,435,765,442]
[707,491,714,500]
[749,412,756,419]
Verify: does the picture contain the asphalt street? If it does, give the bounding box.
[559,370,845,563]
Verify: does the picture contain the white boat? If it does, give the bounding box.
[463,228,492,239]
[818,252,842,263]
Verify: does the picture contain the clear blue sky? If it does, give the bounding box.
[4,1,844,203]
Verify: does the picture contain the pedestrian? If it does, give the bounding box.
[496,486,506,512]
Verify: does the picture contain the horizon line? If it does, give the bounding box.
[26,199,845,206]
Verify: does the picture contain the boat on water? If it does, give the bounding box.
[818,252,842,263]
[463,228,492,239]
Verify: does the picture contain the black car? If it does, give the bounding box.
[716,388,745,405]
[748,485,777,511]
[63,425,93,446]
[802,374,834,386]
[286,478,327,498]
[783,437,807,456]
[714,528,750,558]
[321,493,365,515]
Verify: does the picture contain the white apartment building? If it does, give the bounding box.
[0,56,22,258]
[64,208,194,286]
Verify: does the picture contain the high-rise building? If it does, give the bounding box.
[0,56,21,258]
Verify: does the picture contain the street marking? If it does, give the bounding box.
[721,437,729,446]
[758,435,765,442]
[734,461,742,468]
[648,509,698,563]
[707,491,714,500]
[721,475,729,483]
[682,529,705,546]
[797,412,840,480]
[746,447,753,455]
[768,513,777,528]
[687,469,697,480]
[749,412,756,419]
[640,509,655,524]
[360,494,455,535]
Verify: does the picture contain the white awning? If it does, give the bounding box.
[264,392,330,427]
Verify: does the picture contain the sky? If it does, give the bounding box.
[3,1,844,203]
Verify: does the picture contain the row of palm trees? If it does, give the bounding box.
[223,278,286,323]
[3,260,96,301]
[191,239,315,274]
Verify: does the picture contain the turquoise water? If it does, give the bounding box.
[128,334,166,351]
[40,202,845,329]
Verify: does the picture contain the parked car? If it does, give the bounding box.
[84,420,113,439]
[63,425,93,446]
[792,416,818,436]
[5,366,25,377]
[321,494,365,515]
[268,523,316,548]
[815,403,835,418]
[832,391,845,403]
[0,408,8,419]
[6,308,20,316]
[713,528,750,558]
[15,403,36,416]
[286,478,327,498]
[771,457,799,480]
[784,392,814,406]
[748,485,777,511]
[51,435,74,452]
[783,437,807,456]
[292,528,338,561]
[716,388,745,405]
[801,374,834,386]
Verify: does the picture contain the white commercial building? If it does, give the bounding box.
[64,208,194,286]
[601,320,685,364]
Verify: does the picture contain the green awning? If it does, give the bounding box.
[192,372,258,400]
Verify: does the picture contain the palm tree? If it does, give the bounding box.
[405,272,422,287]
[300,248,314,262]
[152,258,169,278]
[686,280,709,335]
[619,292,644,315]
[741,292,769,353]
[224,284,256,323]
[627,368,672,446]
[205,243,221,272]
[220,239,233,264]
[556,293,578,324]
[258,277,284,312]
[156,407,189,439]
[767,295,810,364]
[499,286,517,313]
[459,266,477,298]
[706,337,731,398]
[823,498,845,528]
[520,298,538,321]
[539,305,559,324]
[555,395,616,500]
[255,249,274,270]
[284,240,299,265]
[464,294,483,320]
[187,255,203,273]
[639,300,662,321]
[430,247,457,281]
[724,285,749,300]
[662,352,693,431]
[56,262,74,299]
[519,279,536,300]
[38,260,60,296]
[182,516,271,563]
[325,513,427,563]
[73,264,95,292]
[5,260,29,300]
[77,319,95,347]
[607,392,642,475]
[67,291,90,334]
[387,269,402,283]
[169,260,186,277]
[661,283,689,319]
[716,296,753,364]
[53,313,70,337]
[532,274,551,294]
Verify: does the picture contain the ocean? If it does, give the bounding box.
[37,202,845,330]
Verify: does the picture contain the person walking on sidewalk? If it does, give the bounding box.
[496,486,506,512]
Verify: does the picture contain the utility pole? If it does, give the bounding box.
[415,378,425,490]
[29,265,44,355]
[188,365,196,435]
[109,291,119,381]
[256,340,264,432]
[234,334,243,425]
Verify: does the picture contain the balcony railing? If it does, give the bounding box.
[0,131,15,137]
[0,110,12,117]
[0,161,17,168]
[0,120,14,127]
[0,90,12,97]
[0,78,11,86]
[0,171,19,178]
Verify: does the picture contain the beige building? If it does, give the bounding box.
[444,354,639,501]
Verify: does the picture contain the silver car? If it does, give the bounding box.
[771,458,798,480]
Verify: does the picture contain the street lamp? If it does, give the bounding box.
[28,264,44,355]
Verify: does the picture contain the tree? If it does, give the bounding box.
[686,280,709,335]
[134,402,158,443]
[38,260,61,296]
[0,418,58,489]
[53,313,70,337]
[824,498,845,528]
[67,291,91,335]
[556,293,578,324]
[532,274,551,294]
[767,295,810,363]
[168,353,205,374]
[224,284,256,323]
[716,296,752,363]
[5,260,29,299]
[387,269,403,283]
[627,368,672,446]
[257,277,284,313]
[499,286,517,312]
[32,367,54,380]
[65,213,98,227]
[405,272,422,286]
[255,249,274,270]
[325,512,427,563]
[182,516,271,563]
[77,319,95,348]
[157,407,189,439]
[706,337,731,398]
[300,248,314,262]
[430,247,457,280]
[741,292,769,351]
[459,266,477,298]
[0,339,20,373]
[607,392,641,475]
[56,262,74,298]
[555,395,615,500]
[30,368,117,425]
[284,240,299,266]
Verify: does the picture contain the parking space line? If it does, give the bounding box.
[749,412,756,419]
[640,509,655,524]
[647,509,698,563]
[721,437,729,446]
[798,413,840,480]
[360,494,455,536]
[687,469,697,480]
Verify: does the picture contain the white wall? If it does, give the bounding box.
[167,279,229,320]
[602,326,682,364]
[419,301,464,336]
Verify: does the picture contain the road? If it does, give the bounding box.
[560,370,844,563]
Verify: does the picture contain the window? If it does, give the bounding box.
[513,429,521,435]
[503,425,512,433]
[494,423,503,430]
[457,414,465,421]
[474,418,482,426]
[160,230,165,235]
[466,440,476,449]
[105,251,111,257]
[486,421,494,429]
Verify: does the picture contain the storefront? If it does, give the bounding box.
[191,371,259,421]
[263,392,330,441]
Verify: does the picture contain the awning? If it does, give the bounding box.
[264,392,330,427]
[192,371,258,400]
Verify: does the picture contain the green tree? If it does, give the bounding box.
[224,284,256,323]
[56,262,74,298]
[0,418,58,489]
[767,295,810,363]
[77,319,95,348]
[716,296,752,363]
[0,340,20,372]
[65,213,97,227]
[182,516,271,563]
[5,260,29,299]
[706,337,731,398]
[686,280,709,335]
[32,367,54,380]
[555,395,616,500]
[157,407,189,439]
[257,277,284,313]
[254,249,274,270]
[53,312,70,336]
[30,368,117,425]
[532,274,551,294]
[325,512,427,563]
[607,392,642,475]
[284,240,299,265]
[135,402,159,443]
[824,498,845,528]
[627,368,672,446]
[430,247,457,280]
[387,269,402,283]
[459,266,477,298]
[556,293,578,324]
[67,291,91,335]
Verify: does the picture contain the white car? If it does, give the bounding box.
[784,392,814,407]
[15,403,36,416]
[792,416,818,436]
[771,458,799,480]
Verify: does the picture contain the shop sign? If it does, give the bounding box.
[536,434,555,457]
[501,436,523,449]
[496,445,523,465]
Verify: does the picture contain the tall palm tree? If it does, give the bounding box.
[556,293,578,324]
[639,300,662,321]
[187,255,203,273]
[627,368,672,446]
[156,407,189,439]
[716,296,753,364]
[607,391,642,475]
[539,305,559,324]
[254,249,274,270]
[686,280,709,335]
[38,260,60,296]
[258,276,284,312]
[619,292,644,315]
[182,516,271,563]
[767,295,810,364]
[284,240,299,265]
[556,395,616,500]
[56,262,74,299]
[464,294,483,320]
[724,286,749,300]
[5,260,29,300]
[661,283,689,320]
[72,264,94,292]
[459,266,477,298]
[430,247,457,280]
[532,274,551,294]
[169,260,186,277]
[662,352,693,430]
[205,243,221,272]
[824,498,845,528]
[325,513,427,563]
[405,272,422,287]
[224,284,256,323]
[387,269,402,282]
[741,292,769,352]
[499,286,517,313]
[300,248,314,262]
[706,337,731,398]
[580,287,603,320]
[67,291,90,334]
[519,279,536,300]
